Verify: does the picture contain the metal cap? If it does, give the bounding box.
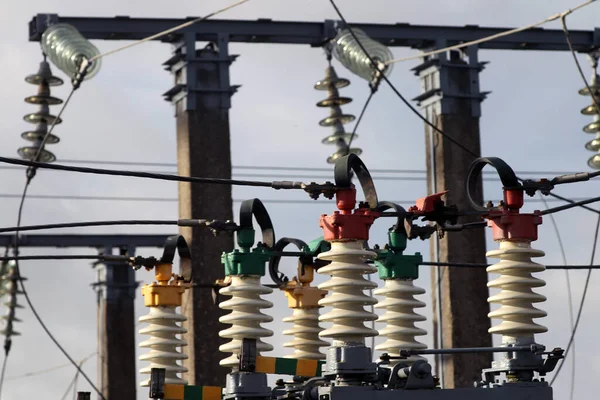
[25,60,64,86]
[314,66,350,90]
[319,105,355,127]
[588,153,600,169]
[18,146,56,163]
[578,74,600,96]
[24,81,63,105]
[23,104,62,125]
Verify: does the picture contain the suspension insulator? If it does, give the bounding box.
[331,28,394,82]
[139,306,188,386]
[41,23,102,80]
[374,279,426,364]
[317,241,378,345]
[219,276,274,369]
[283,308,328,360]
[0,265,25,339]
[487,241,547,343]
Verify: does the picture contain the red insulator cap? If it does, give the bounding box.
[319,187,379,241]
[487,189,542,241]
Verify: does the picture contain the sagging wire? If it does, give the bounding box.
[5,353,96,381]
[384,0,598,65]
[538,194,575,400]
[550,209,600,386]
[346,87,377,153]
[87,0,251,63]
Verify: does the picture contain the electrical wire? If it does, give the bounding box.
[384,0,598,65]
[539,194,575,400]
[419,261,600,270]
[32,158,595,176]
[88,0,251,62]
[0,356,8,400]
[550,209,600,386]
[540,195,600,215]
[12,181,106,400]
[347,89,376,151]
[0,193,588,205]
[0,157,285,189]
[5,353,96,381]
[0,220,179,234]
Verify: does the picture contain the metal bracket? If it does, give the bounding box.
[412,42,488,117]
[240,338,258,372]
[149,368,166,399]
[164,33,239,111]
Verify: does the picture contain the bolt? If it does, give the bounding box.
[485,201,494,208]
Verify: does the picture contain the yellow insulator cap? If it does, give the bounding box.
[141,282,188,307]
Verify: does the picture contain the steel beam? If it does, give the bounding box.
[0,234,171,248]
[29,14,600,52]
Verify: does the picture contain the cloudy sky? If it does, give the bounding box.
[1,0,599,399]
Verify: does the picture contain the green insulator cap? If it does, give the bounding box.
[375,231,421,280]
[236,228,255,249]
[222,246,272,276]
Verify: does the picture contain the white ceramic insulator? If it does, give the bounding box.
[317,241,378,345]
[219,276,274,369]
[374,279,427,364]
[283,308,328,359]
[487,241,547,343]
[139,306,188,386]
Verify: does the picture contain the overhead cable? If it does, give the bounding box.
[384,0,598,65]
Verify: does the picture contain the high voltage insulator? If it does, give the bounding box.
[580,55,600,169]
[315,64,362,164]
[373,216,427,365]
[219,276,274,368]
[331,28,393,83]
[0,262,25,342]
[138,261,191,387]
[41,24,101,80]
[278,241,329,360]
[19,57,64,163]
[487,241,547,340]
[219,199,275,369]
[317,186,379,346]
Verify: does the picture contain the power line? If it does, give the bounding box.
[550,209,600,386]
[347,89,376,151]
[384,0,597,65]
[539,194,575,400]
[0,193,589,205]
[0,157,294,189]
[88,0,251,62]
[5,353,96,381]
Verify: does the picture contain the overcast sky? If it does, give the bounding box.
[1,0,599,399]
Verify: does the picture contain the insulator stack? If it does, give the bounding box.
[283,308,328,359]
[20,58,64,163]
[138,262,190,388]
[317,241,378,345]
[0,263,25,341]
[41,23,101,80]
[579,62,600,168]
[280,255,328,360]
[374,279,427,363]
[219,276,274,368]
[331,28,394,82]
[314,65,362,164]
[139,306,188,386]
[487,241,547,343]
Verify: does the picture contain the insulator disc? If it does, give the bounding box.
[579,75,600,96]
[319,114,355,126]
[25,94,63,105]
[21,131,60,144]
[23,111,62,125]
[581,103,600,115]
[586,137,600,152]
[583,120,600,133]
[18,147,56,163]
[25,61,64,86]
[327,148,362,164]
[322,132,355,144]
[314,66,350,90]
[588,154,600,169]
[316,96,353,107]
